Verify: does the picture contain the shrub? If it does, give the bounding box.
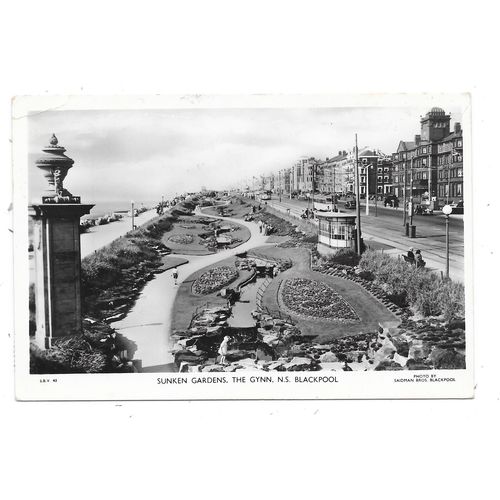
[358,250,465,321]
[325,249,361,267]
[30,337,108,374]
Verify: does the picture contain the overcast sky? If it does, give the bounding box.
[28,105,464,205]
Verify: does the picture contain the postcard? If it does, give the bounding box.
[12,94,473,399]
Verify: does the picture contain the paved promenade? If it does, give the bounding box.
[81,209,158,258]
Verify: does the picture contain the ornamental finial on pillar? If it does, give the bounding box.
[35,134,80,203]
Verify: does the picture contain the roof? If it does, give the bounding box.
[358,149,378,157]
[324,152,348,164]
[439,130,463,143]
[315,212,357,219]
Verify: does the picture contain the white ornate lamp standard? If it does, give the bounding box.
[442,204,453,279]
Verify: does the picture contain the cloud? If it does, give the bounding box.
[27,104,465,204]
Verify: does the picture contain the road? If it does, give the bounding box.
[265,195,464,282]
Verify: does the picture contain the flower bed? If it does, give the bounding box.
[192,266,239,295]
[281,278,359,321]
[168,234,194,245]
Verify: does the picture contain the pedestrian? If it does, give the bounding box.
[172,267,179,285]
[218,335,231,365]
[415,249,426,268]
[258,220,263,233]
[407,247,415,265]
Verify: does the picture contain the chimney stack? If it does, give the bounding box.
[415,134,421,145]
[454,122,461,134]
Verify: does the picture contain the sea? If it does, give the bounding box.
[82,200,158,219]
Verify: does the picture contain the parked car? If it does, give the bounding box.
[297,194,308,201]
[345,200,356,209]
[384,195,399,207]
[450,201,464,214]
[414,204,433,216]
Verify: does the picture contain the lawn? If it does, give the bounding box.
[161,215,250,255]
[170,256,254,332]
[202,199,252,219]
[254,245,397,342]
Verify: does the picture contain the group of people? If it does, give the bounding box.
[406,247,426,268]
[257,220,274,235]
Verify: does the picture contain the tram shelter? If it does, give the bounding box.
[316,212,358,256]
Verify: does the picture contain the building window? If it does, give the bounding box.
[457,168,463,177]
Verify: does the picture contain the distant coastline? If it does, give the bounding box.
[82,200,157,219]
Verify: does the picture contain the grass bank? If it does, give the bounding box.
[30,199,198,374]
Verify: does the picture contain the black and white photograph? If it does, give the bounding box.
[13,94,472,399]
[4,2,500,499]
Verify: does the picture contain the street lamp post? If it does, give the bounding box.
[409,156,414,228]
[279,170,282,202]
[311,162,315,219]
[365,160,369,216]
[354,134,362,255]
[403,160,407,228]
[442,204,453,279]
[131,200,135,230]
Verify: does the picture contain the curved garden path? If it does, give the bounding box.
[112,206,272,371]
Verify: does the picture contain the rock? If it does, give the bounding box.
[283,357,313,371]
[266,361,286,371]
[233,358,261,370]
[374,360,404,371]
[290,344,307,355]
[262,333,280,346]
[391,337,410,357]
[175,349,208,364]
[226,350,254,362]
[344,350,365,363]
[373,341,397,366]
[202,364,225,372]
[408,342,432,361]
[319,352,339,363]
[405,359,430,370]
[347,362,368,371]
[448,319,465,330]
[319,362,344,371]
[393,352,409,367]
[427,348,466,369]
[104,312,126,323]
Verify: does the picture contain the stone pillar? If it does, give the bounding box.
[30,134,94,349]
[31,203,93,348]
